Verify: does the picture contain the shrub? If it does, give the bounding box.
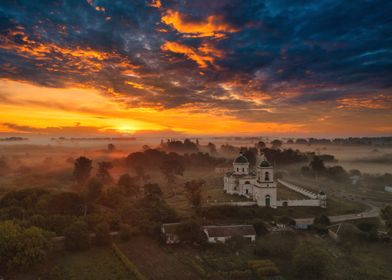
[292,242,331,280]
[0,220,53,271]
[255,232,297,259]
[64,220,90,251]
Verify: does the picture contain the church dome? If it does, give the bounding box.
[259,159,271,167]
[234,154,249,164]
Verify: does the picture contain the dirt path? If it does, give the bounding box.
[117,236,202,280]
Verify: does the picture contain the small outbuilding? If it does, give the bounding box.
[203,225,256,243]
[161,223,181,244]
[328,223,361,242]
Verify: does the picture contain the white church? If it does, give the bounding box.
[223,151,327,208]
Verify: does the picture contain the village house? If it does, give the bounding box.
[161,223,181,244]
[203,225,256,243]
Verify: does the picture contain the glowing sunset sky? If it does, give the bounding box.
[0,0,391,137]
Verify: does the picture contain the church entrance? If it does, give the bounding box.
[265,195,271,207]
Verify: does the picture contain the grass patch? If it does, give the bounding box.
[13,247,134,280]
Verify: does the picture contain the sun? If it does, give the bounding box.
[114,125,136,134]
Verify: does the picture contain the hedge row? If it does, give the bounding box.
[112,243,148,280]
[248,259,280,279]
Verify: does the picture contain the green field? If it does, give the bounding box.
[13,247,134,280]
[116,233,392,280]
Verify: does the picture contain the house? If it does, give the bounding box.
[203,225,256,243]
[161,223,181,244]
[385,186,392,193]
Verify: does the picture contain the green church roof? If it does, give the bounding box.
[234,154,249,164]
[259,160,271,167]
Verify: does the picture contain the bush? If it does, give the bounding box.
[292,242,331,280]
[248,260,280,279]
[255,232,297,259]
[64,220,90,251]
[0,220,53,271]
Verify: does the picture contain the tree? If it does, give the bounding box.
[64,220,90,251]
[255,141,266,150]
[46,192,84,216]
[96,161,113,184]
[134,166,147,185]
[271,139,283,149]
[118,173,139,196]
[184,179,205,210]
[94,222,111,246]
[73,157,93,188]
[326,165,348,182]
[309,156,326,174]
[160,159,184,186]
[0,157,10,176]
[313,214,330,233]
[207,142,217,154]
[177,220,203,244]
[107,143,116,152]
[381,205,392,234]
[292,242,331,280]
[0,220,53,271]
[83,178,103,216]
[143,183,163,201]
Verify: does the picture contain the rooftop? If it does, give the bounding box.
[234,153,249,164]
[203,225,256,237]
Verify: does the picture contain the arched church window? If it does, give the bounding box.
[265,195,271,207]
[265,171,270,181]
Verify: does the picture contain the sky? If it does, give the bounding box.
[0,0,391,137]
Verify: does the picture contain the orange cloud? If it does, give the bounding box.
[161,41,216,68]
[0,27,138,74]
[161,10,238,38]
[0,79,311,137]
[337,94,392,109]
[149,0,162,8]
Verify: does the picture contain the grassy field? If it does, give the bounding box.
[277,183,307,200]
[12,247,134,280]
[116,232,392,280]
[117,236,202,280]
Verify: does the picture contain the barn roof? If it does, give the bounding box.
[203,225,256,237]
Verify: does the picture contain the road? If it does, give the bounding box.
[295,192,381,225]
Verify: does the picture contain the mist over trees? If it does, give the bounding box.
[73,157,92,188]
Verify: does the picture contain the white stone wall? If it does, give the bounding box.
[206,235,256,243]
[207,201,258,206]
[277,179,318,199]
[276,199,321,207]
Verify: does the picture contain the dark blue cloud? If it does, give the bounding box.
[0,0,391,115]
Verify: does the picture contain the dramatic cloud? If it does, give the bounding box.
[0,0,391,136]
[161,9,239,38]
